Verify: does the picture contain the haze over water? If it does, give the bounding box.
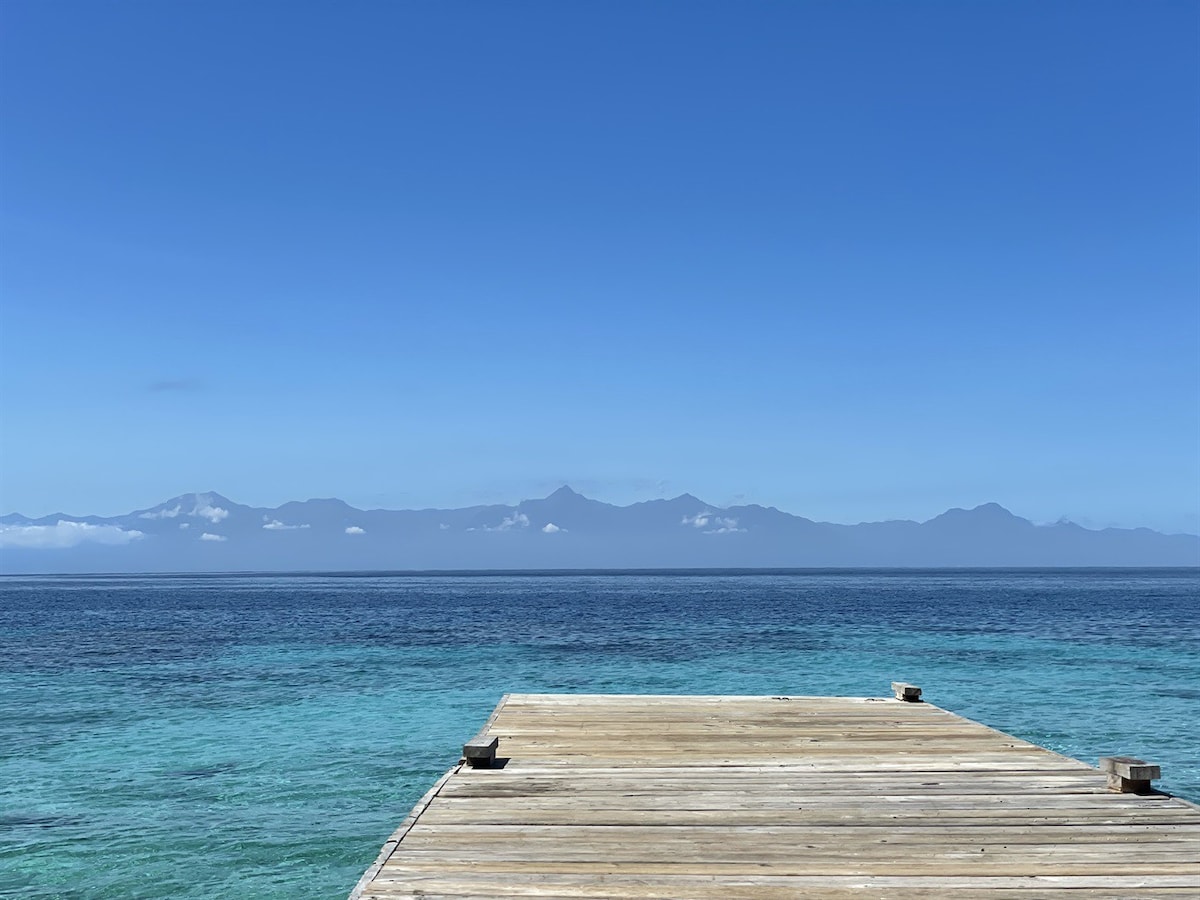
[2,569,1197,899]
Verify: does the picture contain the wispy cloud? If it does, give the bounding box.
[542,522,565,533]
[140,498,228,522]
[0,521,146,549]
[199,532,227,542]
[682,512,744,534]
[192,497,229,524]
[345,526,365,535]
[485,512,530,532]
[704,516,745,534]
[262,518,310,531]
[179,522,190,529]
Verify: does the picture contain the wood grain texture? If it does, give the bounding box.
[352,693,1200,898]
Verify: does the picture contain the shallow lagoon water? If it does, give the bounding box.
[1,569,1197,898]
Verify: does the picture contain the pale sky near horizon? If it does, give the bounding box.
[1,1,1197,533]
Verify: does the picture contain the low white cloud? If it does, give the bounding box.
[345,525,365,535]
[439,523,450,530]
[485,512,530,532]
[0,521,145,549]
[141,496,229,522]
[199,532,227,542]
[705,516,745,534]
[192,497,229,523]
[179,522,190,530]
[542,522,565,534]
[682,511,744,534]
[262,518,310,531]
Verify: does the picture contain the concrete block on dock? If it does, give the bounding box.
[1100,755,1161,793]
[891,681,922,702]
[463,732,499,768]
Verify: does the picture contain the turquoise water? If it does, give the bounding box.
[1,570,1197,898]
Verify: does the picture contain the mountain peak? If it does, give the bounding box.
[926,502,1027,528]
[164,491,237,507]
[973,502,1014,516]
[547,485,582,500]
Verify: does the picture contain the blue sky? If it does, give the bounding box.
[1,0,1197,532]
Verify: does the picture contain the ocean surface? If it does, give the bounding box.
[1,569,1197,899]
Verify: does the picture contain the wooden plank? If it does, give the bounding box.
[351,692,1200,898]
[361,878,1200,899]
[360,873,1200,897]
[347,763,462,900]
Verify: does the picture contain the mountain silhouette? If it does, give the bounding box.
[1,488,1196,572]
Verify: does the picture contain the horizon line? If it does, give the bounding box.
[3,565,1198,579]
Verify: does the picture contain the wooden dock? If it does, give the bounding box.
[350,690,1200,898]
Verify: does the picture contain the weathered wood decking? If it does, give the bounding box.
[351,692,1200,898]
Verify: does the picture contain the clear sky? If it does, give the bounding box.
[1,0,1197,533]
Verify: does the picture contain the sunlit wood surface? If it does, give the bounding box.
[351,693,1200,898]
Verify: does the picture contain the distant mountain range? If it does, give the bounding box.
[1,487,1196,572]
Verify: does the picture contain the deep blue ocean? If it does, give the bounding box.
[1,570,1197,898]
